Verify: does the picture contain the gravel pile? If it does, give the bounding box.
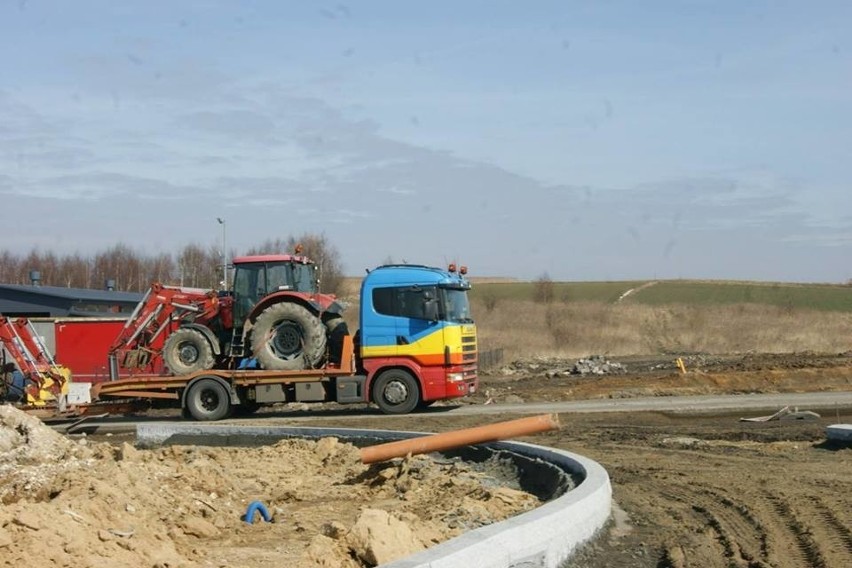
[498,356,627,378]
[571,356,627,376]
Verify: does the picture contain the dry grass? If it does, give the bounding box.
[472,298,852,360]
[335,278,852,360]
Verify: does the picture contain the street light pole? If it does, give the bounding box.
[217,217,227,291]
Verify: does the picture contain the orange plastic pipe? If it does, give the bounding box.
[360,413,561,464]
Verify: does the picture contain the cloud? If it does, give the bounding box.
[0,171,202,201]
[175,110,277,142]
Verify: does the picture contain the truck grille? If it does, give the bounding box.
[461,334,477,362]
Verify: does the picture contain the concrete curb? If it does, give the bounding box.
[137,423,612,568]
[826,424,852,442]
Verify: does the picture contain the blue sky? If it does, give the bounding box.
[1,1,850,282]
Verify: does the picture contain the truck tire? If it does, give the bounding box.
[185,378,231,421]
[372,369,420,414]
[163,328,215,375]
[251,302,326,371]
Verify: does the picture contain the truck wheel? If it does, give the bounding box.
[185,379,231,421]
[163,328,215,375]
[251,303,326,370]
[372,369,420,414]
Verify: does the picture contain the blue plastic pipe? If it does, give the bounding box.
[244,500,272,524]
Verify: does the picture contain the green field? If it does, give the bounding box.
[471,280,852,312]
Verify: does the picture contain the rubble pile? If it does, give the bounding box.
[498,356,627,378]
[572,355,627,376]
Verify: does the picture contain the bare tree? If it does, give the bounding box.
[0,234,343,294]
[286,233,344,295]
[533,272,555,304]
[176,244,219,289]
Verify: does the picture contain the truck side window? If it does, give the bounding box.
[373,288,395,316]
[372,286,438,320]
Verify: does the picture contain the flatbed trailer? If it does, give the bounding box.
[91,335,370,420]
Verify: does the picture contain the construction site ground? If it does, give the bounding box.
[250,351,852,568]
[3,351,852,567]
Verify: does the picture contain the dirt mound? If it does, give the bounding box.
[0,406,539,567]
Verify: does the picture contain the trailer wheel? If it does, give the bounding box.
[251,302,326,371]
[163,328,215,375]
[372,369,420,414]
[185,379,231,421]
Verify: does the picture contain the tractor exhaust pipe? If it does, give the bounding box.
[108,353,120,381]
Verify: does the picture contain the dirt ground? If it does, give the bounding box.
[0,406,538,567]
[264,351,852,567]
[3,351,852,567]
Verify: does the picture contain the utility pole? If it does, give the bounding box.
[217,217,228,291]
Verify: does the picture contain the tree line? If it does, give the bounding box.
[0,233,344,295]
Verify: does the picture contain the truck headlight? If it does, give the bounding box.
[447,372,465,382]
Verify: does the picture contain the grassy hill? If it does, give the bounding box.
[471,280,852,312]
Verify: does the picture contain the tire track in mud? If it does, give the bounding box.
[760,488,829,568]
[612,455,850,568]
[698,487,771,567]
[655,483,771,567]
[809,497,852,564]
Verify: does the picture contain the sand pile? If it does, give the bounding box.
[0,406,539,567]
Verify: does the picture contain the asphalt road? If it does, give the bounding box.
[429,391,852,417]
[59,391,852,434]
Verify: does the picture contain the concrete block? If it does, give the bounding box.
[67,382,92,405]
[826,424,852,442]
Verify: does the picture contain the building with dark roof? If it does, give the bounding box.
[0,283,143,317]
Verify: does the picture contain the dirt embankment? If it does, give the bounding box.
[474,352,852,405]
[0,405,537,567]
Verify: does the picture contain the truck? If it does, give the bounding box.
[92,261,478,419]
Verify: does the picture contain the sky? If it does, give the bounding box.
[1,1,850,282]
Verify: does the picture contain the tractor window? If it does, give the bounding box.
[233,264,263,323]
[292,263,317,293]
[266,263,292,293]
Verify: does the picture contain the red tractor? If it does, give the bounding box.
[109,252,346,378]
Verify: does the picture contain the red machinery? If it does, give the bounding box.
[0,316,70,406]
[107,283,226,377]
[107,253,345,379]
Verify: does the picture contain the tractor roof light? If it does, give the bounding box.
[459,265,468,275]
[294,244,304,255]
[448,263,457,273]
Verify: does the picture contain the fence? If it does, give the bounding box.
[478,347,504,371]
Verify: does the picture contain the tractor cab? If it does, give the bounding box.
[231,254,318,324]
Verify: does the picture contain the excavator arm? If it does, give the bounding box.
[0,316,70,406]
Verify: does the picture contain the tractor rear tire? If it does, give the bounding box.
[323,315,349,366]
[163,328,215,375]
[251,302,326,371]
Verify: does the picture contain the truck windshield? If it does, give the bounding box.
[440,288,473,323]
